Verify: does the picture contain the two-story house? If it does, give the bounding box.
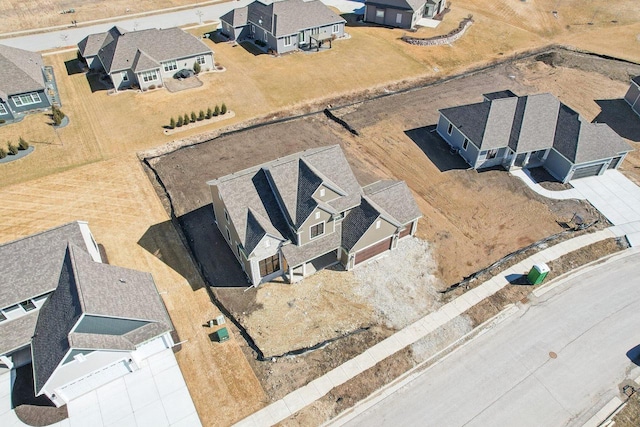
[207,145,422,285]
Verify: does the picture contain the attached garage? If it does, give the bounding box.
[608,156,622,169]
[354,237,392,265]
[56,359,130,403]
[571,163,604,180]
[399,225,412,239]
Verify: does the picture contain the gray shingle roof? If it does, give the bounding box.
[364,0,425,12]
[31,242,172,394]
[221,6,248,27]
[632,76,640,87]
[0,44,45,101]
[209,145,362,251]
[237,0,345,37]
[80,26,212,73]
[440,92,630,163]
[341,199,380,251]
[0,222,87,310]
[280,223,342,266]
[0,311,39,355]
[483,90,517,101]
[363,180,422,225]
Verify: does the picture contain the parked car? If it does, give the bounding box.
[174,69,195,79]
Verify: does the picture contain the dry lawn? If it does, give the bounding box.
[0,155,266,426]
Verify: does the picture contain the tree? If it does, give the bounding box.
[198,110,205,121]
[221,103,227,115]
[184,113,190,125]
[206,107,212,119]
[7,142,18,155]
[169,117,176,129]
[0,148,6,159]
[193,61,201,74]
[190,111,197,123]
[51,105,66,126]
[18,137,29,150]
[213,105,220,116]
[177,116,184,127]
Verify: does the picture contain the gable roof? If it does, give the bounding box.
[237,0,345,37]
[364,0,425,12]
[32,243,172,394]
[363,180,422,225]
[209,145,362,250]
[0,44,45,101]
[78,26,213,73]
[341,198,380,251]
[440,92,632,163]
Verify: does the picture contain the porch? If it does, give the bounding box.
[505,149,549,170]
[281,226,342,283]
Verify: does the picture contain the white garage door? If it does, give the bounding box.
[56,359,130,403]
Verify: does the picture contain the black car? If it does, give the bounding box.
[174,69,195,79]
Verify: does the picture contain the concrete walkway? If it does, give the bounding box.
[234,228,616,426]
[512,168,640,246]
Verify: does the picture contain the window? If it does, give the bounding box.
[332,24,340,34]
[0,103,7,115]
[376,10,385,18]
[284,36,292,46]
[487,149,498,159]
[236,243,242,258]
[315,211,321,220]
[264,32,268,42]
[299,31,306,43]
[224,209,230,223]
[140,70,158,82]
[447,123,453,135]
[396,13,402,24]
[251,24,255,34]
[463,138,469,150]
[20,300,36,312]
[163,60,177,72]
[310,222,324,239]
[311,27,319,34]
[12,92,41,107]
[196,55,206,65]
[375,220,381,230]
[259,254,280,277]
[265,239,271,248]
[121,71,129,82]
[226,227,231,242]
[319,188,325,197]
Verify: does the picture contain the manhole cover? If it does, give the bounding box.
[549,351,557,359]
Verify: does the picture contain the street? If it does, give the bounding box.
[343,252,640,427]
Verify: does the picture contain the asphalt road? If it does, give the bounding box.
[344,251,640,427]
[0,0,365,52]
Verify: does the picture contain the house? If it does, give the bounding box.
[624,76,640,117]
[0,222,174,407]
[437,91,633,183]
[77,26,214,91]
[0,44,56,121]
[363,0,444,29]
[220,0,346,54]
[207,145,422,286]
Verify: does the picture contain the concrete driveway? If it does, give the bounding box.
[0,348,200,427]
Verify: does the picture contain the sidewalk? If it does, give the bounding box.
[233,228,616,426]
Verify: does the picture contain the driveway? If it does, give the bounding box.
[0,349,200,427]
[512,168,640,246]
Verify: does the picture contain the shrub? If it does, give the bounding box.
[193,61,201,74]
[0,148,6,159]
[221,103,227,115]
[7,142,18,155]
[169,118,176,129]
[177,116,184,127]
[198,110,205,121]
[213,105,220,116]
[0,119,5,124]
[190,111,197,123]
[206,107,212,119]
[51,105,66,126]
[18,137,29,150]
[183,113,190,125]
[148,84,156,90]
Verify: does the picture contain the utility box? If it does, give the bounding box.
[212,327,229,343]
[527,263,550,285]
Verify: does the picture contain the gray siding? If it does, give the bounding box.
[8,90,50,114]
[298,207,334,246]
[543,149,573,183]
[475,147,506,169]
[350,217,396,253]
[437,115,477,166]
[364,5,417,28]
[74,315,148,335]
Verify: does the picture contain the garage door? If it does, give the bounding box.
[608,157,622,170]
[56,359,130,403]
[354,237,392,265]
[399,226,411,239]
[571,164,603,180]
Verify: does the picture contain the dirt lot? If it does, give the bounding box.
[143,49,640,410]
[0,155,266,427]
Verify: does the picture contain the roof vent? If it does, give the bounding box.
[119,278,127,283]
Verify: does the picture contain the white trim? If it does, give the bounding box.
[0,103,7,115]
[12,92,41,107]
[162,60,178,72]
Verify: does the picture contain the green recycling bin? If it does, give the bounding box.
[527,263,550,285]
